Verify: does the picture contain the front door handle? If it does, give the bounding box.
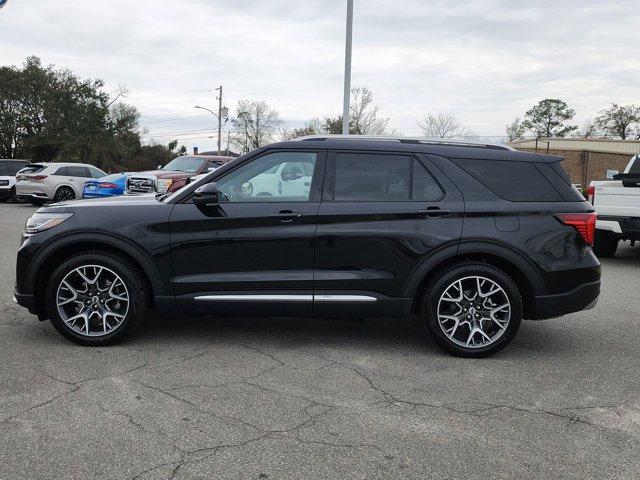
[270,210,303,222]
[417,207,451,218]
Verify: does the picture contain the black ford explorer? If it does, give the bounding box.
[14,136,600,357]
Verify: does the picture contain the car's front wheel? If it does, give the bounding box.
[45,252,147,345]
[422,262,523,357]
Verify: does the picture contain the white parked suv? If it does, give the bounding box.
[0,159,31,202]
[16,162,107,205]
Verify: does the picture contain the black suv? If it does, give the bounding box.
[14,137,600,357]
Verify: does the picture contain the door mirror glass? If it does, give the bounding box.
[193,182,220,206]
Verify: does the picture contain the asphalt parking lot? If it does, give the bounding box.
[1,202,639,480]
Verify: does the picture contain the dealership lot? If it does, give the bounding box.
[1,202,639,479]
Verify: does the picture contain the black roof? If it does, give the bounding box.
[264,138,564,163]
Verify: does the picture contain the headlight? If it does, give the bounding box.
[25,212,73,234]
[156,179,173,193]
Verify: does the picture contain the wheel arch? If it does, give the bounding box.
[28,232,167,315]
[404,240,545,319]
[54,184,76,199]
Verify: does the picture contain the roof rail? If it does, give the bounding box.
[292,134,515,151]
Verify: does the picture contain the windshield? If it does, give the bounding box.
[162,156,205,173]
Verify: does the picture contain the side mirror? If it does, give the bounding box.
[193,182,220,207]
[157,164,162,170]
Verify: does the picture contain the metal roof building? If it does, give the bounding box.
[510,138,640,155]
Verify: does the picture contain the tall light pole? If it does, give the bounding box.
[195,90,228,155]
[342,0,354,135]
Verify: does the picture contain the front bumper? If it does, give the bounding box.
[530,280,600,320]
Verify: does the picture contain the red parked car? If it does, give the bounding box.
[126,155,234,194]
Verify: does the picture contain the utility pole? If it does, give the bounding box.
[216,86,223,155]
[195,88,228,156]
[342,0,354,135]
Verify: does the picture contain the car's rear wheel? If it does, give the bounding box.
[421,262,523,358]
[593,230,618,258]
[45,252,147,345]
[54,186,75,202]
[10,187,18,203]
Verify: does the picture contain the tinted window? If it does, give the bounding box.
[413,159,444,201]
[452,158,562,202]
[67,166,89,177]
[20,164,46,175]
[334,153,410,201]
[1,161,29,175]
[0,162,8,176]
[53,167,67,176]
[216,151,317,202]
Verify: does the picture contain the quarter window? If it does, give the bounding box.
[216,152,317,202]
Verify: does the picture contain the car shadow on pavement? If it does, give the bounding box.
[118,311,580,359]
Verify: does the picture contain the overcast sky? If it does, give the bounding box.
[2,0,639,151]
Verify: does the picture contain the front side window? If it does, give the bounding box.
[88,166,107,178]
[216,152,317,202]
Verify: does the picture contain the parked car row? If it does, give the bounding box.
[0,154,235,205]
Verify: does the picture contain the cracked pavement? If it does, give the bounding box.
[1,203,639,479]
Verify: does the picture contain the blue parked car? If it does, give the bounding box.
[82,173,128,199]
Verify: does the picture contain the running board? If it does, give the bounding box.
[193,294,377,303]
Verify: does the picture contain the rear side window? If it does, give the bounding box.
[53,167,67,176]
[334,153,411,201]
[413,159,444,201]
[452,158,562,202]
[67,166,89,177]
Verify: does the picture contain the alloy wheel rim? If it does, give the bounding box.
[58,189,73,200]
[437,276,510,349]
[56,265,129,337]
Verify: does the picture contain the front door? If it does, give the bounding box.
[169,150,325,316]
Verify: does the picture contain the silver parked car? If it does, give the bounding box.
[16,162,107,205]
[0,159,31,202]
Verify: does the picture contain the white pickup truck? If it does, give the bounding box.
[588,154,640,257]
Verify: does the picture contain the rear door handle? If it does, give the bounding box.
[417,207,451,218]
[270,211,303,222]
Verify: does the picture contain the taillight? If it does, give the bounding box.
[586,185,595,204]
[555,212,597,246]
[28,175,48,181]
[97,182,118,189]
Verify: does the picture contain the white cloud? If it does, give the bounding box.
[1,0,638,150]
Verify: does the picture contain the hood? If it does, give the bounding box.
[42,193,160,210]
[133,170,193,179]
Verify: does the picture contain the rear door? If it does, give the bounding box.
[65,166,92,196]
[314,150,464,317]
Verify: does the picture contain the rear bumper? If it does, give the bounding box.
[530,280,600,320]
[597,216,640,239]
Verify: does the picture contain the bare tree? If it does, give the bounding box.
[505,117,527,142]
[595,104,640,140]
[279,120,321,140]
[576,119,599,138]
[231,100,282,153]
[349,87,389,135]
[417,113,473,138]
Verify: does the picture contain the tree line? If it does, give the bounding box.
[2,57,639,173]
[0,57,185,172]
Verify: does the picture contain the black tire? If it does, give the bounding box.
[29,198,47,206]
[10,187,18,203]
[593,230,618,258]
[421,262,523,358]
[44,251,147,346]
[54,186,75,202]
